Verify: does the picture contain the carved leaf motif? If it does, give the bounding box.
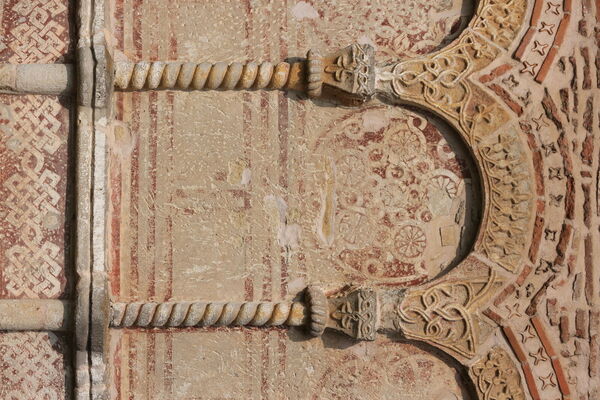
[471,347,526,400]
[325,54,352,82]
[323,44,375,97]
[478,131,532,271]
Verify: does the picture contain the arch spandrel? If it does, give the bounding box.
[289,0,537,396]
[363,0,536,393]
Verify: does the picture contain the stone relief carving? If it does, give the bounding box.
[395,271,498,359]
[470,347,526,400]
[321,43,376,99]
[378,33,498,142]
[328,287,378,340]
[478,130,533,271]
[2,0,594,398]
[310,106,475,285]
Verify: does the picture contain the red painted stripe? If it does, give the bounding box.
[109,149,122,297]
[115,0,125,51]
[148,90,158,299]
[164,8,179,398]
[530,0,544,26]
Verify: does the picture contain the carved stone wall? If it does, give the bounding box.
[0,0,598,399]
[0,0,72,398]
[107,1,474,398]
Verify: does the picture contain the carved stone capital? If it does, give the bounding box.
[317,44,376,101]
[327,287,378,341]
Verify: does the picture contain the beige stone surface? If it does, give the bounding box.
[0,0,598,398]
[107,0,475,398]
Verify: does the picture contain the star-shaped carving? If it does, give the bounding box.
[539,22,555,35]
[539,372,557,390]
[529,347,548,365]
[519,90,532,105]
[544,228,557,241]
[505,303,522,319]
[549,194,563,206]
[502,74,519,89]
[546,2,561,15]
[532,114,549,130]
[549,167,564,180]
[532,40,549,56]
[542,142,557,156]
[519,324,537,343]
[521,61,538,76]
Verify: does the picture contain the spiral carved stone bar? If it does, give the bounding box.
[108,286,375,341]
[110,300,308,328]
[112,44,375,101]
[113,59,306,92]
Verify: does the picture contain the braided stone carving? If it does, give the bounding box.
[110,286,331,338]
[112,44,375,101]
[111,300,307,328]
[114,60,295,91]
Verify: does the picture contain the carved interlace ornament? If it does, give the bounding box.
[0,1,541,398]
[395,272,497,359]
[329,288,377,340]
[471,347,526,400]
[375,2,534,273]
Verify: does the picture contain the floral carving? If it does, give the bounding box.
[311,108,473,284]
[394,225,426,258]
[471,347,526,400]
[478,131,532,272]
[310,0,466,59]
[374,0,534,274]
[471,0,528,49]
[322,44,375,98]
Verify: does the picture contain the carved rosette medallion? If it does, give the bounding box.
[470,347,526,400]
[328,288,377,340]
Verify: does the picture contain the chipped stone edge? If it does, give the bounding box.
[74,0,106,399]
[88,0,112,397]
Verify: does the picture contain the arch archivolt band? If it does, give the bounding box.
[0,0,556,399]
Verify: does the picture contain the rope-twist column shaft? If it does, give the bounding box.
[114,60,297,91]
[111,301,307,328]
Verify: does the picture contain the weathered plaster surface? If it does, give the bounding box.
[0,0,599,399]
[107,1,474,398]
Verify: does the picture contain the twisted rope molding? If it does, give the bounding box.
[111,300,308,328]
[111,286,330,337]
[114,60,295,91]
